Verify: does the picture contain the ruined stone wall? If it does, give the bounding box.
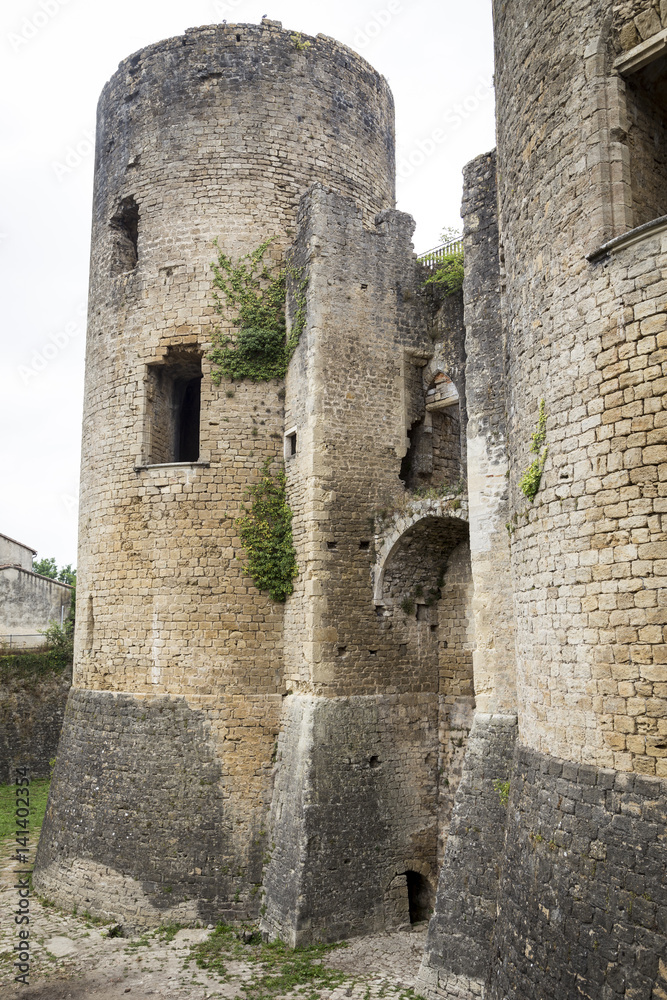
[261,693,440,945]
[0,663,71,784]
[416,150,519,1000]
[460,152,516,718]
[36,21,396,925]
[261,185,476,943]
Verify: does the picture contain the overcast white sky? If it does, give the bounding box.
[0,0,495,569]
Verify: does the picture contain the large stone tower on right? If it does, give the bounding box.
[419,1,667,997]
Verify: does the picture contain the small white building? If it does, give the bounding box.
[0,534,73,649]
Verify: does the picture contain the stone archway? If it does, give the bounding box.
[373,498,468,604]
[374,504,476,864]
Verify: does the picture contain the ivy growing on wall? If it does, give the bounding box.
[237,459,298,602]
[518,399,548,501]
[209,238,307,383]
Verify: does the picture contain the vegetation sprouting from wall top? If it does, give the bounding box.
[209,238,307,383]
[423,227,464,296]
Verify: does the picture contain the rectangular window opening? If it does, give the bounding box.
[145,350,202,465]
[284,430,297,458]
[621,50,667,226]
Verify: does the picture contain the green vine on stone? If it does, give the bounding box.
[493,779,510,807]
[209,238,308,383]
[237,459,298,602]
[518,398,548,502]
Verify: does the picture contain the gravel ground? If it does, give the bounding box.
[0,833,427,1000]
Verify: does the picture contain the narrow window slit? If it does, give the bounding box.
[110,195,139,275]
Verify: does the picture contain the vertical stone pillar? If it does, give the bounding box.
[416,151,518,1000]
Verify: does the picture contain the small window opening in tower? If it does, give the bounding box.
[405,871,434,924]
[399,423,417,485]
[110,195,139,275]
[145,351,202,465]
[285,429,297,459]
[619,50,667,226]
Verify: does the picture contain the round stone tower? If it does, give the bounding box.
[485,1,667,995]
[35,19,395,926]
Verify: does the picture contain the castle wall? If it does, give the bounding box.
[416,150,518,1000]
[35,22,397,925]
[0,663,71,784]
[488,747,667,1000]
[614,0,667,51]
[261,186,476,942]
[0,567,72,645]
[466,1,667,996]
[494,0,666,777]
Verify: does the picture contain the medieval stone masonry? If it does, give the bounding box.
[35,6,666,999]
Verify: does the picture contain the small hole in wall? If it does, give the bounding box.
[236,33,241,41]
[327,541,337,550]
[344,858,351,864]
[416,605,428,621]
[361,283,368,289]
[359,540,370,550]
[369,756,380,769]
[369,649,377,656]
[441,640,448,648]
[430,624,437,633]
[399,643,407,655]
[337,645,347,656]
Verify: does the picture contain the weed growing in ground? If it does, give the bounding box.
[189,922,350,998]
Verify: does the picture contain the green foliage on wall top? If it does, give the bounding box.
[518,399,548,502]
[237,460,298,602]
[424,248,464,296]
[209,238,307,383]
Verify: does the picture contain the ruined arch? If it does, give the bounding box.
[374,502,468,604]
[375,508,476,861]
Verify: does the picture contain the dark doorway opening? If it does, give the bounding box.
[176,377,202,462]
[406,871,434,923]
